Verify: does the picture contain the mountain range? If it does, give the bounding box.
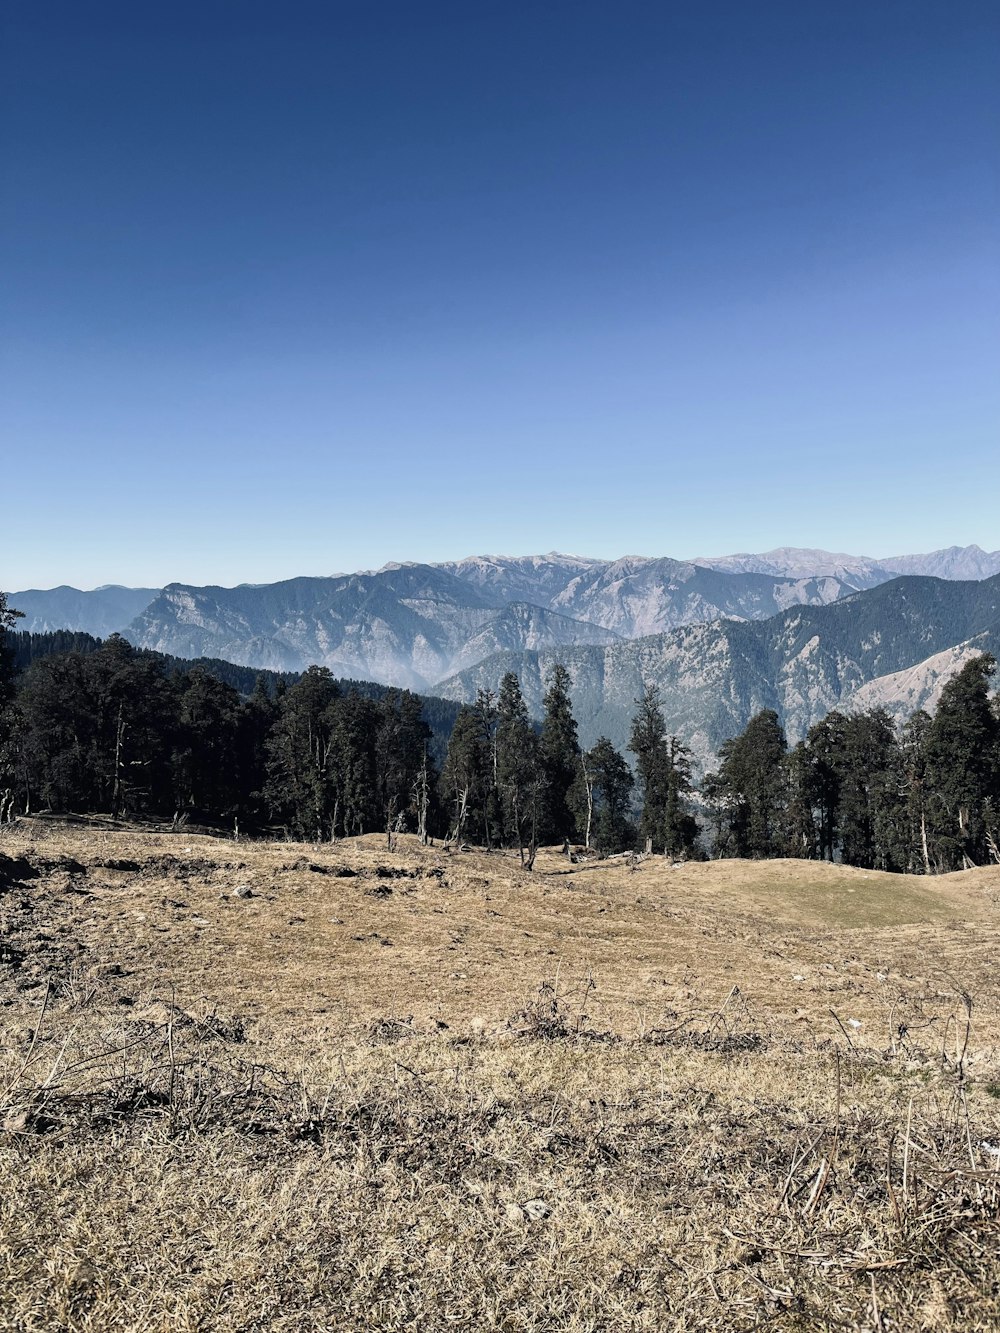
[6,545,1000,764]
[9,544,1000,672]
[436,574,1000,765]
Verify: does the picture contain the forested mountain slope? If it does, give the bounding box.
[7,546,999,691]
[436,574,1000,764]
[126,567,618,689]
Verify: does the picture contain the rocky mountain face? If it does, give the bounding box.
[7,585,159,638]
[877,545,1000,581]
[7,546,998,706]
[691,548,892,586]
[127,567,619,690]
[435,553,604,606]
[546,559,861,636]
[841,626,1000,722]
[435,552,874,636]
[122,557,888,686]
[435,575,1000,767]
[693,544,1000,584]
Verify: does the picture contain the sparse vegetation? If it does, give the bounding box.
[2,820,998,1330]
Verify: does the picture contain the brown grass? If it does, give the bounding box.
[1,819,998,1331]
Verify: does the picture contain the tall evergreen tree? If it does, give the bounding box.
[329,691,381,836]
[0,592,24,714]
[784,741,819,859]
[836,709,903,870]
[580,736,635,854]
[496,672,543,867]
[628,685,670,850]
[628,685,698,856]
[474,688,500,848]
[923,654,999,869]
[538,663,580,844]
[705,710,787,857]
[373,688,431,842]
[803,712,848,860]
[173,668,243,817]
[233,675,279,829]
[440,706,489,846]
[265,666,340,840]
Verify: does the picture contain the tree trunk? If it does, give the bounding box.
[920,810,931,875]
[112,701,126,818]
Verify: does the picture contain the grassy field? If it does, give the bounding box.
[1,819,998,1331]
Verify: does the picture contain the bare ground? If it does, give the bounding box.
[1,818,998,1331]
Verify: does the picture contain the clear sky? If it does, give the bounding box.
[2,0,997,590]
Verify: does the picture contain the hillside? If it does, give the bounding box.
[2,822,997,1331]
[437,573,1000,761]
[8,629,465,765]
[842,625,1000,720]
[126,569,618,689]
[8,545,1000,700]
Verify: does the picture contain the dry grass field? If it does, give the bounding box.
[1,818,998,1331]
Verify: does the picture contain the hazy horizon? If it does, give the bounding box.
[7,539,1000,596]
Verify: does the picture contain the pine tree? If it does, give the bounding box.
[628,685,698,856]
[784,741,818,859]
[173,668,243,817]
[440,706,488,846]
[373,688,431,845]
[803,712,848,860]
[837,709,903,871]
[628,685,669,851]
[923,654,999,869]
[538,663,580,845]
[705,710,787,857]
[899,710,933,873]
[265,666,340,840]
[496,672,543,867]
[474,688,499,848]
[0,592,24,715]
[583,736,635,854]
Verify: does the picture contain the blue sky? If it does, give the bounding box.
[2,0,997,589]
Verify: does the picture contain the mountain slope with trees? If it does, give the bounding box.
[436,574,1000,764]
[8,546,999,689]
[126,568,619,688]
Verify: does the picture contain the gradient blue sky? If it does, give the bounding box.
[2,0,997,589]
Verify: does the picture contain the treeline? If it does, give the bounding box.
[437,657,1000,873]
[437,668,702,865]
[0,621,459,838]
[7,629,463,767]
[1,592,997,871]
[439,666,637,866]
[9,628,300,695]
[703,654,1000,874]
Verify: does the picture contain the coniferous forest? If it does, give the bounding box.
[1,592,997,871]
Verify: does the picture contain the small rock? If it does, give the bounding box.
[232,886,253,899]
[521,1198,550,1221]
